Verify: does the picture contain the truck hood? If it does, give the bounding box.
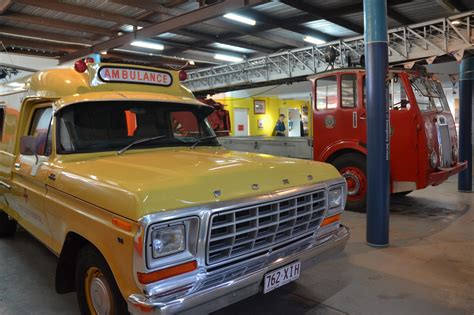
[52,147,341,221]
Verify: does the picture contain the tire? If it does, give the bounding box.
[332,153,367,212]
[75,245,129,315]
[392,191,412,197]
[0,210,17,238]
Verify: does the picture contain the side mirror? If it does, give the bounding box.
[20,136,37,156]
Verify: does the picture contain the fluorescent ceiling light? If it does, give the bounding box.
[304,35,326,45]
[122,25,143,32]
[7,82,24,87]
[215,42,253,53]
[451,20,461,25]
[131,41,164,50]
[223,13,256,26]
[214,53,243,62]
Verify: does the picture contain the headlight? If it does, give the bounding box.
[146,217,199,269]
[151,225,186,258]
[329,185,343,208]
[430,151,438,169]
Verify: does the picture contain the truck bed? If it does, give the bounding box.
[218,136,313,160]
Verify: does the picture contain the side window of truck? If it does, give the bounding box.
[316,76,337,110]
[29,107,53,156]
[341,74,357,108]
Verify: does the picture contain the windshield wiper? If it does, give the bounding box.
[190,135,218,149]
[117,135,167,155]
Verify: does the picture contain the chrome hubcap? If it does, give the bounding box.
[343,172,361,196]
[90,276,111,315]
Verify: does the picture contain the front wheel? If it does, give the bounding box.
[0,210,17,237]
[75,245,129,315]
[332,153,367,212]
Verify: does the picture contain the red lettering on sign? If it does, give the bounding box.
[238,124,244,131]
[143,72,149,81]
[130,70,136,80]
[122,70,128,79]
[163,75,168,84]
[149,73,156,82]
[111,69,119,79]
[104,69,111,78]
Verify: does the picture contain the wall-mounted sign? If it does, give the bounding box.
[254,100,266,114]
[98,66,173,86]
[257,119,264,130]
[238,124,244,131]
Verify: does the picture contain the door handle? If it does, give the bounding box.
[14,163,21,170]
[359,116,366,120]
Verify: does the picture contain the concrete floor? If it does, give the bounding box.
[0,177,472,315]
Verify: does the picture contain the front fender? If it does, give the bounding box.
[318,140,367,162]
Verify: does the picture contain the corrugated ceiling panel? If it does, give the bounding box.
[252,2,301,19]
[1,20,89,38]
[11,4,116,28]
[62,0,148,17]
[233,35,281,49]
[303,20,359,38]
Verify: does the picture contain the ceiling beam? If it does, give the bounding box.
[14,0,148,27]
[59,0,270,63]
[247,9,336,42]
[0,36,80,53]
[279,0,364,34]
[0,13,115,36]
[111,0,301,48]
[0,0,13,14]
[173,29,274,53]
[0,26,92,45]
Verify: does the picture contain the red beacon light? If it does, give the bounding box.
[74,57,95,73]
[178,70,188,81]
[74,59,87,73]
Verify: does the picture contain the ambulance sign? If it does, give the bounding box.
[98,66,173,86]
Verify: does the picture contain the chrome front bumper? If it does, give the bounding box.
[127,224,350,315]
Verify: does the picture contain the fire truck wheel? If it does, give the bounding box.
[0,210,17,238]
[76,245,129,315]
[332,153,367,212]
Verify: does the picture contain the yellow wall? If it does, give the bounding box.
[215,96,310,136]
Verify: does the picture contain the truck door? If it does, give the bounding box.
[388,74,419,193]
[8,105,53,246]
[313,72,366,159]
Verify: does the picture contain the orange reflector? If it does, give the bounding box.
[112,218,132,232]
[138,260,198,284]
[320,214,341,227]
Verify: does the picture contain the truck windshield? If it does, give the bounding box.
[56,101,219,154]
[410,77,449,112]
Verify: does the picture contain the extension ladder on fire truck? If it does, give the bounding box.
[184,11,474,93]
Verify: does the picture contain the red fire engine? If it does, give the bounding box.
[220,68,467,211]
[310,68,467,210]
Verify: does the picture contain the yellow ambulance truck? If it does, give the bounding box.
[0,60,349,315]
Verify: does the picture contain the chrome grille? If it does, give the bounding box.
[437,122,452,168]
[207,189,326,265]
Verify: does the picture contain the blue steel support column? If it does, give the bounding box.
[364,0,390,246]
[458,55,474,192]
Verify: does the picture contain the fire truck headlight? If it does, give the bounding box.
[430,151,438,169]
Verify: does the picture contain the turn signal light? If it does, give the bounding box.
[320,214,341,227]
[137,260,197,284]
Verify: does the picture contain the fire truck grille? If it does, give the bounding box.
[437,123,452,167]
[206,189,326,266]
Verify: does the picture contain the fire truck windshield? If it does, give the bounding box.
[410,77,449,112]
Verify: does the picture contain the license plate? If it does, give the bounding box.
[263,261,301,294]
